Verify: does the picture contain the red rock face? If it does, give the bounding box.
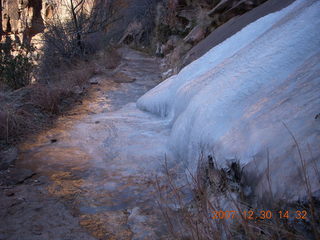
[27,0,45,37]
[0,0,2,35]
[2,0,19,33]
[0,0,132,45]
[1,0,44,43]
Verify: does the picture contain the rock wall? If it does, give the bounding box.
[0,0,270,58]
[181,0,295,68]
[0,0,146,51]
[0,0,96,45]
[0,0,3,35]
[1,0,45,44]
[151,0,269,73]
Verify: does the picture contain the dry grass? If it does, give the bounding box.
[282,122,320,239]
[155,147,320,240]
[0,105,35,144]
[31,61,96,114]
[0,47,121,148]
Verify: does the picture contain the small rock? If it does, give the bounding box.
[34,207,42,212]
[72,85,83,95]
[162,69,173,79]
[163,35,182,55]
[4,189,15,197]
[10,197,25,207]
[31,225,43,235]
[184,24,206,44]
[89,76,100,84]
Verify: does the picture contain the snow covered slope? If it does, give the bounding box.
[137,0,320,199]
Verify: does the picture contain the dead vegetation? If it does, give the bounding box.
[155,145,320,240]
[0,0,122,151]
[0,47,121,150]
[0,104,34,144]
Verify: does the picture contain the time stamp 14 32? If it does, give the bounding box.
[211,210,308,220]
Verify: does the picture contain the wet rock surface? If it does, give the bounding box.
[0,167,35,185]
[0,147,18,170]
[0,174,96,240]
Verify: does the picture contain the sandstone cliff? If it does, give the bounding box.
[1,0,47,44]
[0,0,96,45]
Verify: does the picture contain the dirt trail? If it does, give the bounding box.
[0,48,173,240]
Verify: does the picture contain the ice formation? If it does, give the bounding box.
[137,0,320,198]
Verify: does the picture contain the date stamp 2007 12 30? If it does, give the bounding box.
[211,210,307,220]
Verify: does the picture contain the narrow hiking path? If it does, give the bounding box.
[0,48,174,240]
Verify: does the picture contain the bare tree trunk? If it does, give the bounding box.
[69,0,84,53]
[0,0,3,37]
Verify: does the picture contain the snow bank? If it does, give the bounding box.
[137,0,320,198]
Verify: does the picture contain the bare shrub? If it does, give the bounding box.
[154,157,230,239]
[31,59,97,114]
[155,151,320,239]
[30,84,62,114]
[1,41,119,146]
[0,1,123,147]
[39,0,121,80]
[0,55,99,146]
[0,106,34,143]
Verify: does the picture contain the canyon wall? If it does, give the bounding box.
[0,0,271,65]
[1,0,47,44]
[0,0,96,45]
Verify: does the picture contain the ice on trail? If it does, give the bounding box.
[137,0,320,198]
